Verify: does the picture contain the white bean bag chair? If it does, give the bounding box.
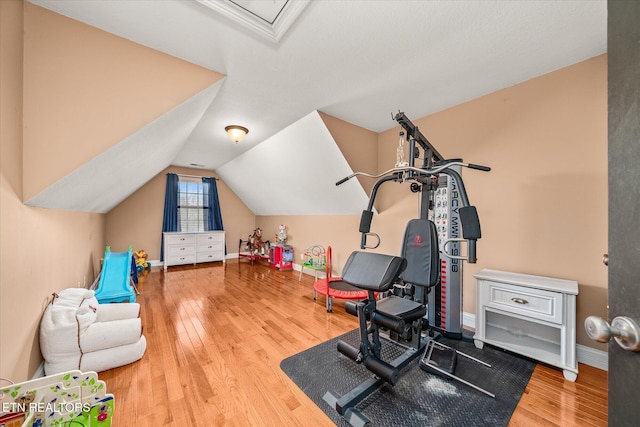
[40,288,146,375]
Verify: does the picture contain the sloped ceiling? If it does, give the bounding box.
[25,82,224,213]
[217,111,370,215]
[26,0,607,215]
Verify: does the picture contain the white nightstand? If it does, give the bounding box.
[473,269,579,381]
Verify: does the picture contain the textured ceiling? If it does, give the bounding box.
[27,0,607,215]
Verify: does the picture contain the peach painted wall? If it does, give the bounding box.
[105,166,255,262]
[260,56,607,350]
[22,2,224,202]
[319,112,379,199]
[1,0,106,382]
[377,55,608,350]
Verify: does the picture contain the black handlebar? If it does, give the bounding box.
[468,163,491,172]
[336,160,490,187]
[336,176,350,186]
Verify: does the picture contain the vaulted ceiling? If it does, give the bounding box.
[26,0,607,215]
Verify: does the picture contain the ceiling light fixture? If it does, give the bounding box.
[225,125,249,143]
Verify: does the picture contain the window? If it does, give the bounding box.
[178,178,205,232]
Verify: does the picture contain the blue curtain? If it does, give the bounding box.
[202,177,224,231]
[160,173,179,261]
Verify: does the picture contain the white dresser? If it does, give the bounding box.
[473,269,579,381]
[163,231,225,271]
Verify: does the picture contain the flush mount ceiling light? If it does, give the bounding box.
[225,125,249,143]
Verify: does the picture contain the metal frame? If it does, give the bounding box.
[328,112,491,426]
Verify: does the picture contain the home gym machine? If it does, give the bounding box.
[324,112,492,426]
[338,111,490,338]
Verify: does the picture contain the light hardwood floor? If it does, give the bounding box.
[100,260,607,426]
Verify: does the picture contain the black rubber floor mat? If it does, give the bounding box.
[280,329,535,426]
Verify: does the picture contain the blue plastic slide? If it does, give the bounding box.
[94,246,137,303]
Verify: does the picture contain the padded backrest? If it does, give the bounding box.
[460,206,481,240]
[400,219,439,288]
[341,251,407,292]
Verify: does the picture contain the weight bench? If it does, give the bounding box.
[324,219,493,426]
[324,219,440,426]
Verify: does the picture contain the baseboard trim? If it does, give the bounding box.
[295,263,327,279]
[463,311,476,330]
[150,253,239,267]
[462,312,608,370]
[576,344,608,371]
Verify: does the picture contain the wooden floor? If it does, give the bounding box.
[100,260,607,426]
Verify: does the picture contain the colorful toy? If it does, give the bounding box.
[94,246,138,304]
[238,229,270,265]
[276,224,287,244]
[269,244,293,270]
[0,370,114,427]
[298,245,326,281]
[133,249,150,272]
[250,228,264,253]
[0,412,26,427]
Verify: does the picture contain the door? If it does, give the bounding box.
[608,1,640,425]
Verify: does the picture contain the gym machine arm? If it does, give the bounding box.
[336,161,490,262]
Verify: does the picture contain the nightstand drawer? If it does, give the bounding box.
[485,281,562,324]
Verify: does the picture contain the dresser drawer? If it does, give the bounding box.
[197,252,223,263]
[484,280,562,324]
[197,233,224,244]
[167,243,196,256]
[165,234,197,245]
[167,253,196,265]
[197,241,224,253]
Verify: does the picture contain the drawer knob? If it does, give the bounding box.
[511,297,529,305]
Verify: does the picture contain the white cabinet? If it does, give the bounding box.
[163,231,225,271]
[473,269,579,381]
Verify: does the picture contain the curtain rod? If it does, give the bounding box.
[172,173,219,180]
